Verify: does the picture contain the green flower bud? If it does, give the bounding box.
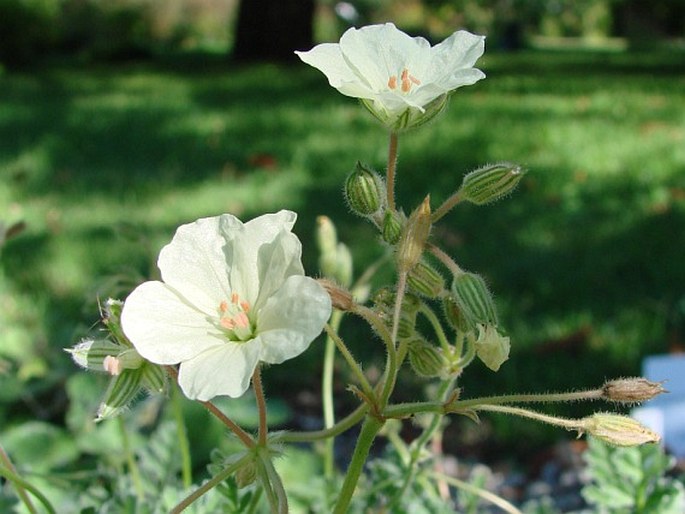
[451,272,498,326]
[407,338,445,378]
[235,460,258,488]
[397,196,431,273]
[345,161,384,216]
[103,298,130,347]
[460,163,525,205]
[142,362,168,394]
[373,288,420,339]
[96,367,144,421]
[583,414,661,447]
[474,324,510,372]
[382,209,403,245]
[67,339,125,372]
[442,296,475,333]
[316,216,353,287]
[407,261,445,298]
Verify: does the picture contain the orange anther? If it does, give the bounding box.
[220,318,235,329]
[231,293,239,304]
[240,301,250,313]
[219,301,228,312]
[388,76,398,90]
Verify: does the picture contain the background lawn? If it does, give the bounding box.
[1,49,684,470]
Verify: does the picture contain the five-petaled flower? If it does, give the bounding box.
[296,23,485,131]
[121,211,332,401]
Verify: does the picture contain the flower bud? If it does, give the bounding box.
[142,362,168,394]
[582,413,660,447]
[407,261,445,298]
[345,161,384,216]
[235,460,258,488]
[318,278,355,311]
[602,378,666,404]
[407,338,445,378]
[397,196,431,273]
[97,368,144,421]
[103,298,130,347]
[382,209,403,245]
[451,272,498,326]
[67,339,125,372]
[460,163,524,205]
[316,216,353,287]
[474,324,510,372]
[373,288,420,339]
[442,296,475,333]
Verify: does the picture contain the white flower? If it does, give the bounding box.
[296,23,485,131]
[120,211,332,401]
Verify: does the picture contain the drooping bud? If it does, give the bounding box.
[582,413,661,447]
[474,324,510,372]
[373,288,420,339]
[460,163,525,205]
[451,272,498,326]
[316,216,353,287]
[318,278,355,312]
[235,460,258,488]
[382,209,403,245]
[397,196,431,273]
[345,161,385,216]
[407,338,445,378]
[442,296,475,333]
[96,367,144,421]
[602,378,667,404]
[67,339,126,372]
[141,362,168,394]
[407,260,445,298]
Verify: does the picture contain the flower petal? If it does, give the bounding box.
[229,211,299,304]
[256,275,331,364]
[121,281,224,364]
[177,341,261,400]
[157,215,241,312]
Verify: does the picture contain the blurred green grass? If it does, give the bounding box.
[1,50,684,444]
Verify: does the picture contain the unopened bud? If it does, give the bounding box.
[602,378,666,404]
[316,216,353,287]
[451,272,498,326]
[142,362,167,394]
[382,209,403,245]
[103,298,130,347]
[583,413,661,447]
[474,324,510,372]
[67,339,125,372]
[408,338,445,378]
[97,368,144,421]
[460,163,524,205]
[235,460,258,488]
[345,162,384,216]
[397,196,431,272]
[373,288,420,339]
[443,296,475,333]
[318,279,355,311]
[407,261,445,298]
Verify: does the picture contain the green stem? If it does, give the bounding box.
[279,404,368,443]
[433,471,523,514]
[386,132,399,211]
[332,416,384,514]
[419,303,452,353]
[117,416,145,501]
[468,404,582,431]
[322,310,343,479]
[170,453,253,514]
[431,190,463,223]
[454,388,604,409]
[324,323,375,403]
[427,243,463,277]
[253,366,268,446]
[171,384,193,489]
[0,443,38,514]
[378,271,406,409]
[255,452,279,514]
[0,466,56,514]
[259,448,288,514]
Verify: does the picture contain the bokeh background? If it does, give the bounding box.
[1,0,684,509]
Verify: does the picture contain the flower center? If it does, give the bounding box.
[387,68,421,93]
[218,293,254,341]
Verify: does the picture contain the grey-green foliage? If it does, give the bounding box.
[582,437,685,514]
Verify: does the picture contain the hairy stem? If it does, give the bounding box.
[252,366,268,446]
[171,384,193,488]
[386,132,399,211]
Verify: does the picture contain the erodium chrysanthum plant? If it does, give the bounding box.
[65,22,665,514]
